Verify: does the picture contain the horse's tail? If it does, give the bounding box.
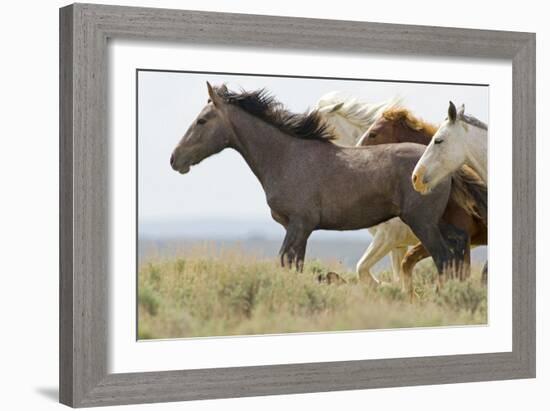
[450,165,487,223]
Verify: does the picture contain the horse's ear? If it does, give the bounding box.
[218,83,228,94]
[330,102,344,113]
[206,82,223,107]
[457,103,465,118]
[448,101,457,123]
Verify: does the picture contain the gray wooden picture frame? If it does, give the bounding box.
[59,3,536,408]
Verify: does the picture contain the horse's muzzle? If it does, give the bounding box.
[412,166,429,194]
[170,152,190,174]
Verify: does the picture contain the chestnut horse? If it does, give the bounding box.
[359,107,487,290]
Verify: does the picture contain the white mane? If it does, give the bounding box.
[314,91,402,134]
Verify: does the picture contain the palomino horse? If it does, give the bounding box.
[170,83,468,283]
[412,101,488,192]
[314,91,401,146]
[314,93,409,283]
[359,108,487,292]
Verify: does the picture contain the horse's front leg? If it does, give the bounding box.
[279,219,313,272]
[390,247,407,283]
[356,231,391,286]
[278,229,296,268]
[294,239,309,272]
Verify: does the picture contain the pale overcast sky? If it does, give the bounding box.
[138,71,488,238]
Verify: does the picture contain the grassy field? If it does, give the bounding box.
[137,245,487,339]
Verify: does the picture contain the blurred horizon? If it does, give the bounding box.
[139,217,488,271]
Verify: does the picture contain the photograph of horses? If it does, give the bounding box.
[137,70,488,339]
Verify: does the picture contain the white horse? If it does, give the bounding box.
[412,101,487,193]
[411,101,488,283]
[314,92,419,285]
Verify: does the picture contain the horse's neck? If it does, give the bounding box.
[400,128,432,145]
[336,101,398,145]
[337,128,362,146]
[226,108,291,185]
[464,127,488,182]
[332,118,364,146]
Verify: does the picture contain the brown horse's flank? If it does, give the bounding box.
[361,107,488,290]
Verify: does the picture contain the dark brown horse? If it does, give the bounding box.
[358,107,487,288]
[170,83,470,284]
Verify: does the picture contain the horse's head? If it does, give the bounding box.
[357,115,401,146]
[314,93,403,147]
[170,82,232,174]
[412,101,468,194]
[358,108,435,147]
[314,96,363,146]
[315,100,359,145]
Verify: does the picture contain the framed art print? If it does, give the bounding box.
[135,69,490,340]
[59,3,536,407]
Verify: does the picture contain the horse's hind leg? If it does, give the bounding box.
[399,218,452,291]
[401,243,430,300]
[481,261,488,285]
[401,238,472,298]
[390,247,407,283]
[356,229,396,286]
[438,222,470,280]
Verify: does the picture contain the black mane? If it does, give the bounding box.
[214,85,335,142]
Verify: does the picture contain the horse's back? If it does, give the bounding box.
[341,142,426,175]
[385,142,426,163]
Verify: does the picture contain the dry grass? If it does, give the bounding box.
[137,246,487,339]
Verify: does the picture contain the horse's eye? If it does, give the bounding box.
[434,138,443,145]
[368,132,377,139]
[197,118,207,125]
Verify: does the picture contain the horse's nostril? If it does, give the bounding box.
[412,174,417,183]
[170,153,175,167]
